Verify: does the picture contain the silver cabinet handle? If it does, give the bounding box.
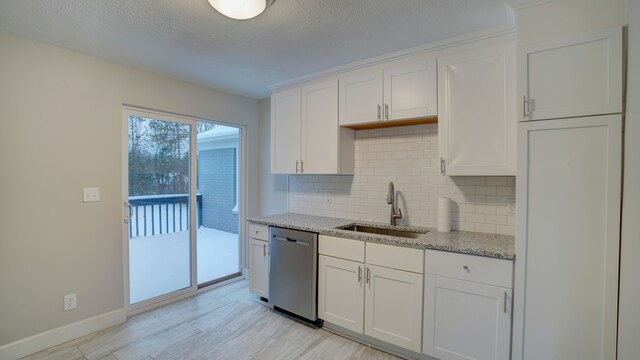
[358,266,362,283]
[295,160,299,173]
[385,104,389,120]
[440,158,446,176]
[300,160,304,173]
[504,291,508,314]
[463,265,471,273]
[366,267,371,287]
[263,243,266,257]
[377,104,381,120]
[523,95,528,118]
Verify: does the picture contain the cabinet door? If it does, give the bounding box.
[271,88,301,173]
[438,42,516,176]
[520,27,622,121]
[364,264,423,353]
[301,80,339,174]
[249,239,269,299]
[513,115,622,360]
[384,57,437,121]
[339,70,383,126]
[318,255,365,333]
[423,275,511,360]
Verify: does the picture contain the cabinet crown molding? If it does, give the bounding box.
[505,0,555,10]
[267,20,516,92]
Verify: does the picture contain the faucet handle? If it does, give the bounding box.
[393,207,403,220]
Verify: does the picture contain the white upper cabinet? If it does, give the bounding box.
[520,27,622,121]
[339,70,384,126]
[339,56,437,126]
[438,41,517,176]
[384,57,438,121]
[271,88,301,174]
[271,79,354,174]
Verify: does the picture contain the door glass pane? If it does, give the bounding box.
[196,122,241,285]
[128,116,192,304]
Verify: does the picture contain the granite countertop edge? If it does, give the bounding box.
[248,213,515,260]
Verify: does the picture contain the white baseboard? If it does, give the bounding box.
[0,308,126,360]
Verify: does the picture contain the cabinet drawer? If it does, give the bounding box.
[425,250,512,288]
[248,223,269,241]
[366,242,423,273]
[319,235,365,263]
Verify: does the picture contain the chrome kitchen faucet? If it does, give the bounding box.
[387,181,403,226]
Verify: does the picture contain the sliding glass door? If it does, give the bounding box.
[126,115,193,305]
[124,109,243,309]
[196,122,242,286]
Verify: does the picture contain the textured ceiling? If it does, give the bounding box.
[0,0,512,99]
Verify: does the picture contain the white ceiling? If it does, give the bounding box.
[0,0,513,99]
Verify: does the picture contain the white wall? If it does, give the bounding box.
[618,1,640,358]
[257,99,288,216]
[288,124,516,235]
[0,32,259,346]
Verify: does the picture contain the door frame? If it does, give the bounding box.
[121,106,247,314]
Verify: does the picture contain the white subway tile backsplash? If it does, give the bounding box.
[288,124,516,235]
[486,176,508,186]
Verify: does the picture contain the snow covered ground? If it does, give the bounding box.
[129,226,239,304]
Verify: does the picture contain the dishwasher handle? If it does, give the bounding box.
[272,235,310,246]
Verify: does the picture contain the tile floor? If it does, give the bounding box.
[21,280,401,360]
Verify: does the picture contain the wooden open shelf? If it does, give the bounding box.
[341,117,438,130]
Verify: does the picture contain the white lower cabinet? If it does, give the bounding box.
[248,224,269,299]
[317,236,424,354]
[423,275,511,360]
[318,255,364,333]
[364,264,424,353]
[249,239,269,298]
[423,250,513,360]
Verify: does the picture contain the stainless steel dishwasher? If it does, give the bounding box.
[269,226,319,323]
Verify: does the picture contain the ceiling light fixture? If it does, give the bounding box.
[208,0,275,20]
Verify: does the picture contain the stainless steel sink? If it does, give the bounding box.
[336,224,427,239]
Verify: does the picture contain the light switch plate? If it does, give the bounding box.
[83,187,100,202]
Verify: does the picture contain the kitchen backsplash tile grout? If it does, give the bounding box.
[288,123,516,235]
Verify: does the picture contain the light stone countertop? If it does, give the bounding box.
[248,213,514,260]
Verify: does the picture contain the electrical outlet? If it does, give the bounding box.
[64,293,77,311]
[507,196,516,215]
[83,187,100,202]
[325,192,332,204]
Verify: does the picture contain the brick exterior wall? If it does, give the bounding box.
[198,148,238,234]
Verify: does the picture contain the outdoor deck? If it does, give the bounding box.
[129,226,239,304]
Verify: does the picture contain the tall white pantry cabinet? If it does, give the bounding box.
[513,27,623,360]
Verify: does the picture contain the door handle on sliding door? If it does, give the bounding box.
[123,201,134,224]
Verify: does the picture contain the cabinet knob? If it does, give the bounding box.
[463,265,471,273]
